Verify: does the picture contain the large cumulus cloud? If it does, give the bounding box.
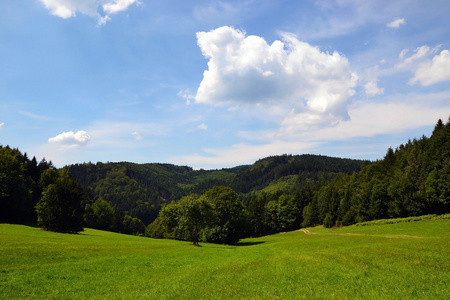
[195,26,358,127]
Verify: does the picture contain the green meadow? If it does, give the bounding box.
[1,217,449,299]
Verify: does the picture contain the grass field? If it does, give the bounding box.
[1,217,449,299]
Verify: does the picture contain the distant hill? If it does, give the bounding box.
[67,154,368,225]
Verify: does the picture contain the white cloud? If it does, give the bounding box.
[41,0,75,19]
[132,131,142,140]
[409,49,450,86]
[195,26,358,128]
[364,66,384,97]
[39,0,139,25]
[40,0,97,18]
[48,130,91,147]
[277,91,450,141]
[172,90,450,169]
[0,122,4,129]
[399,49,409,60]
[103,0,140,14]
[387,18,405,28]
[177,89,195,105]
[174,87,450,169]
[396,45,431,68]
[18,111,50,121]
[198,124,208,130]
[365,81,384,97]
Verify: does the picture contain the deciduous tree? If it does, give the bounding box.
[35,169,85,233]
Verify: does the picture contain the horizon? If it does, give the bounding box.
[1,1,449,169]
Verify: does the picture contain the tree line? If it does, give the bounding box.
[66,154,367,230]
[146,117,450,242]
[0,146,146,235]
[300,118,449,228]
[2,117,448,244]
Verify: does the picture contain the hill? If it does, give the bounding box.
[1,215,449,299]
[2,117,448,242]
[301,117,450,228]
[67,154,367,225]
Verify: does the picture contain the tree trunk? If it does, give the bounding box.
[192,229,199,246]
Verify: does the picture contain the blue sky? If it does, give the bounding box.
[1,0,450,169]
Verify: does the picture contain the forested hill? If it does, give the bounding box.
[148,117,450,241]
[2,117,449,241]
[232,154,368,193]
[67,155,367,224]
[300,118,450,228]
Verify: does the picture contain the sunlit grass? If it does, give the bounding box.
[1,218,449,299]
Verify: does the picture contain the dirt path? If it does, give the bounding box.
[298,229,315,235]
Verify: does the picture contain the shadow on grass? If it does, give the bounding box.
[235,241,265,246]
[200,241,265,249]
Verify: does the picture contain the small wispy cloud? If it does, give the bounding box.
[132,131,142,140]
[198,123,208,130]
[18,110,49,121]
[364,66,384,97]
[364,81,384,97]
[387,18,405,29]
[177,89,195,105]
[39,0,140,25]
[0,122,4,129]
[395,45,431,68]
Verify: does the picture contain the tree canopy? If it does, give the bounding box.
[36,169,86,233]
[158,186,248,245]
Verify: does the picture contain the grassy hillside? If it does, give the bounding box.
[1,216,449,299]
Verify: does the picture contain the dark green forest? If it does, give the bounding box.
[1,117,449,244]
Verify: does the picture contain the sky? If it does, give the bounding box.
[1,0,450,169]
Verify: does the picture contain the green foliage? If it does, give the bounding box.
[145,216,164,238]
[159,194,213,245]
[232,154,367,193]
[157,186,249,244]
[67,155,366,228]
[5,116,450,242]
[158,201,181,239]
[246,193,267,236]
[302,202,318,227]
[201,186,249,244]
[179,194,212,245]
[264,200,280,233]
[307,117,450,227]
[0,146,52,224]
[39,168,59,189]
[0,146,29,223]
[122,215,145,236]
[35,169,86,233]
[84,198,115,231]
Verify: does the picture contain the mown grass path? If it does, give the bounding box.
[1,218,449,299]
